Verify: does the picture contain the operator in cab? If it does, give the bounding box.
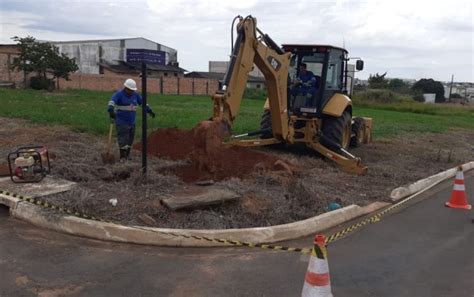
[107,78,156,161]
[292,63,318,106]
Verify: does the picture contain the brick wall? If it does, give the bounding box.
[0,49,29,87]
[0,49,219,95]
[58,73,219,95]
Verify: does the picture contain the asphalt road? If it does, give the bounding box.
[0,172,473,297]
[329,171,474,297]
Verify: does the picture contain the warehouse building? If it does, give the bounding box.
[51,37,185,77]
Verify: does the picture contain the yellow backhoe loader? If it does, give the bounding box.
[212,15,372,174]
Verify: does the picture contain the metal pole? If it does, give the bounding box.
[141,62,147,176]
[448,74,454,103]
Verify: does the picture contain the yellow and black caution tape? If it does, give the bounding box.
[325,188,427,244]
[0,189,110,223]
[0,184,424,252]
[0,188,312,254]
[131,225,313,254]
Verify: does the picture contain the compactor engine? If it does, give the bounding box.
[8,146,51,183]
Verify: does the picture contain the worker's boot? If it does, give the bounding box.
[125,148,131,160]
[119,149,127,161]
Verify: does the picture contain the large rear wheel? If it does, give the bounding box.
[259,109,273,139]
[321,109,351,150]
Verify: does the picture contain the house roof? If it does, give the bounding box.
[185,71,265,82]
[0,44,19,54]
[185,71,225,80]
[100,63,140,74]
[124,62,186,73]
[47,37,158,45]
[101,61,186,74]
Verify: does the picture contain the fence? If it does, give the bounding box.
[57,74,219,96]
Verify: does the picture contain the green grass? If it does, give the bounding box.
[0,88,472,139]
[354,107,473,138]
[0,88,262,136]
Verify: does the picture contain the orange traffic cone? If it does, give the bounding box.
[301,235,333,297]
[445,166,471,210]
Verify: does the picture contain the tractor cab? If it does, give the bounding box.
[282,44,363,118]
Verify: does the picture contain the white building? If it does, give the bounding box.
[50,37,183,76]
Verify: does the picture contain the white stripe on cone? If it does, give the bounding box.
[302,255,333,297]
[453,184,465,191]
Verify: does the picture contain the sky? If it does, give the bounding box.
[0,0,473,82]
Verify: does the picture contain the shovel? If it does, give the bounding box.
[101,122,116,164]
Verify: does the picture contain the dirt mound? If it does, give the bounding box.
[138,128,194,160]
[135,121,289,182]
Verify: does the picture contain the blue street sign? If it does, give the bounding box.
[126,49,166,65]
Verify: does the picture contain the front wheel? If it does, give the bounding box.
[259,109,273,139]
[321,110,351,150]
[350,117,365,148]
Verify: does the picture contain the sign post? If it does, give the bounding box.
[141,62,147,175]
[126,48,166,177]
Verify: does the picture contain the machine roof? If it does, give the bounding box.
[282,44,348,53]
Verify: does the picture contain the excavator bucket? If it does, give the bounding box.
[310,142,368,175]
[193,119,231,152]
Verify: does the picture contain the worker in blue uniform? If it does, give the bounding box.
[107,78,156,160]
[292,63,318,107]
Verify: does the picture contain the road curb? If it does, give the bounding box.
[3,161,472,247]
[1,192,388,247]
[390,161,474,201]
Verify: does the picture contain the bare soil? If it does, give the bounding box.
[133,121,282,182]
[0,117,472,229]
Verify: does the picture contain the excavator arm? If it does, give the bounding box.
[212,16,291,140]
[210,15,368,175]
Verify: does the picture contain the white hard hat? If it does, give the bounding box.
[124,78,137,91]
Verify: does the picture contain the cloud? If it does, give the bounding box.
[0,0,472,81]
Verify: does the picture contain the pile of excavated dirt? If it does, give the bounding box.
[134,121,287,182]
[1,117,473,229]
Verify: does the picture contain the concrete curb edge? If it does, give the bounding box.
[1,193,389,247]
[390,161,474,201]
[3,160,472,247]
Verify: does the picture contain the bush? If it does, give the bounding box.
[388,78,410,93]
[451,93,462,99]
[412,93,425,102]
[243,88,267,100]
[411,78,445,103]
[30,76,55,91]
[352,89,414,104]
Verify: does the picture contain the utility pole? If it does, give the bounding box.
[126,48,166,178]
[448,74,454,102]
[141,62,147,176]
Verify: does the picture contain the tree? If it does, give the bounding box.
[10,36,78,89]
[9,36,36,84]
[388,78,409,93]
[411,78,445,103]
[451,93,462,99]
[368,72,388,89]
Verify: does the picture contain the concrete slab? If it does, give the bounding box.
[0,176,76,198]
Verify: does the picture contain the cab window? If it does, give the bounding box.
[325,50,343,90]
